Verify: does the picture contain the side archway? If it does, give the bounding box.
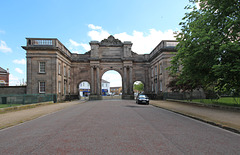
[133,80,145,98]
[78,80,91,99]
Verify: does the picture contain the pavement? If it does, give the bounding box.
[0,100,86,129]
[150,100,240,133]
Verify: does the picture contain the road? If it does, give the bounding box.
[0,100,239,154]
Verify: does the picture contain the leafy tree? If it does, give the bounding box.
[133,82,144,92]
[167,76,198,92]
[169,0,240,94]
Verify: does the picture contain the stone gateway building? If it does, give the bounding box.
[22,36,177,101]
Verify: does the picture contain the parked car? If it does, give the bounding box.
[136,94,149,105]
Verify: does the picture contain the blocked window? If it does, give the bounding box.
[58,63,61,74]
[64,66,66,76]
[159,63,162,74]
[39,82,45,93]
[68,84,70,93]
[160,80,163,91]
[155,66,157,76]
[58,81,61,93]
[39,62,45,73]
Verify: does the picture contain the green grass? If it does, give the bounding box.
[191,97,240,107]
[0,104,22,108]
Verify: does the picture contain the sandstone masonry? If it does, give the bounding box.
[22,36,177,101]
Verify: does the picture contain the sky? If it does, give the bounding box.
[0,0,192,86]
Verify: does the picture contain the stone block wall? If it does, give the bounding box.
[0,86,26,94]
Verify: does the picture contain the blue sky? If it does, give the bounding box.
[0,0,191,86]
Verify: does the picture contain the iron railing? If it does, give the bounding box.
[0,94,57,105]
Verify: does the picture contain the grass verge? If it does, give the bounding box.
[189,97,240,107]
[0,104,22,108]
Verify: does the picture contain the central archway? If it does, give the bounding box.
[101,70,122,99]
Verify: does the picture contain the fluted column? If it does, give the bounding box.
[96,66,100,95]
[123,66,127,94]
[91,67,95,94]
[129,66,133,94]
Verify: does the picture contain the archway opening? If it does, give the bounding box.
[101,70,122,99]
[133,81,144,98]
[79,81,91,100]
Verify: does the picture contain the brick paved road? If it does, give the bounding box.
[0,100,239,154]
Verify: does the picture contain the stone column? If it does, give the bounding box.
[96,66,100,95]
[129,66,133,94]
[123,66,127,94]
[91,67,95,94]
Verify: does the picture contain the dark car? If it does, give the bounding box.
[136,94,149,105]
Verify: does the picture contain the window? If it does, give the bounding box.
[64,82,66,95]
[160,80,163,92]
[68,84,70,93]
[39,62,45,73]
[68,69,70,77]
[155,66,157,76]
[159,63,162,74]
[58,81,61,93]
[64,66,66,77]
[58,63,61,74]
[39,82,45,93]
[151,68,154,77]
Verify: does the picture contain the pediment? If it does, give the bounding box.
[100,35,123,46]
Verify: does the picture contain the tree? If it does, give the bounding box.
[133,82,144,92]
[169,0,240,94]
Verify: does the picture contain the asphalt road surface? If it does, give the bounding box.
[0,100,240,154]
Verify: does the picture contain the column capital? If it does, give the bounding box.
[90,65,100,69]
[123,66,132,69]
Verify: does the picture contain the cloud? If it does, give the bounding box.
[69,39,81,46]
[88,24,102,30]
[87,24,110,41]
[68,24,176,54]
[0,40,12,53]
[87,24,175,54]
[9,74,20,86]
[115,29,176,54]
[80,43,90,51]
[13,59,26,65]
[69,39,91,53]
[15,68,23,74]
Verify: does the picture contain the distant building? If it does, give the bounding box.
[79,80,110,97]
[0,67,9,86]
[110,87,122,95]
[79,82,90,97]
[101,79,110,96]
